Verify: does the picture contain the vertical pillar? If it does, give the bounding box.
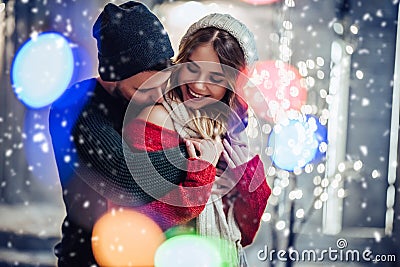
[385,4,400,236]
[322,40,351,235]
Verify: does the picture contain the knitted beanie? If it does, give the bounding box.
[180,13,258,65]
[93,1,174,81]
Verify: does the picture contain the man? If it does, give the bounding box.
[49,2,187,265]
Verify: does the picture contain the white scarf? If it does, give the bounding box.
[162,94,248,266]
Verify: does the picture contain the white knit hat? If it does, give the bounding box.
[179,13,259,66]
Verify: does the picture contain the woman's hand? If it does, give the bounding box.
[211,139,254,195]
[222,139,254,168]
[185,138,223,167]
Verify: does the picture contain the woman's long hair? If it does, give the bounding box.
[168,27,248,140]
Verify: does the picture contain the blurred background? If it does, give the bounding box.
[0,0,399,266]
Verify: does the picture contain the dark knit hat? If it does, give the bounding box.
[93,1,174,81]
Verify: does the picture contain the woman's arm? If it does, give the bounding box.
[229,155,271,247]
[136,157,216,230]
[218,140,271,247]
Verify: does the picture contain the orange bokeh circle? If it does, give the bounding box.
[92,209,165,266]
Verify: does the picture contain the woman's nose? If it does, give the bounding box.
[193,71,210,90]
[192,81,206,91]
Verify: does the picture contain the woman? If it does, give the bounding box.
[122,13,271,266]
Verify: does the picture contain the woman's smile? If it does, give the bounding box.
[186,85,209,99]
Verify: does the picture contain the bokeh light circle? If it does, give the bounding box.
[240,60,307,122]
[92,209,165,267]
[154,235,224,267]
[306,114,328,163]
[268,114,326,171]
[11,32,74,108]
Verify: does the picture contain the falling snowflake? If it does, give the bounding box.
[83,201,90,208]
[5,149,12,157]
[356,145,368,157]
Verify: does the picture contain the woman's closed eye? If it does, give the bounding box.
[209,74,225,84]
[186,62,199,73]
[186,61,226,84]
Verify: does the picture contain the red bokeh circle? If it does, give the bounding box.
[240,60,307,122]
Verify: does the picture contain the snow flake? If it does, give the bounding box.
[359,145,368,156]
[371,170,381,179]
[362,13,373,22]
[275,220,286,230]
[296,209,305,218]
[374,231,381,242]
[261,213,271,222]
[355,70,364,79]
[64,155,71,163]
[66,23,72,33]
[5,149,12,157]
[361,98,370,106]
[33,132,45,142]
[83,201,90,208]
[41,142,49,153]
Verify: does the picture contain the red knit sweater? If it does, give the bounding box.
[120,119,271,247]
